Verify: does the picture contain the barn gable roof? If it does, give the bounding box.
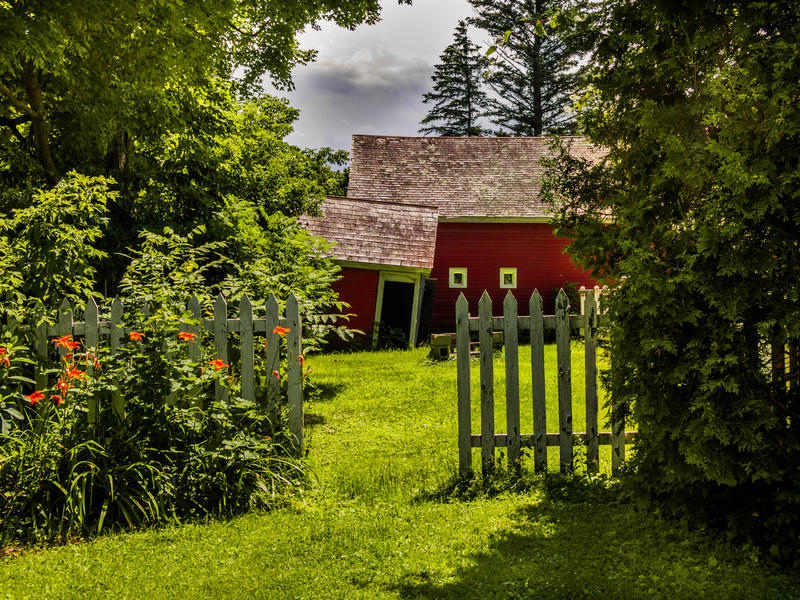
[300,196,438,270]
[347,135,602,219]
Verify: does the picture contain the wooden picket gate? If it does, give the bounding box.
[456,288,635,476]
[31,292,304,454]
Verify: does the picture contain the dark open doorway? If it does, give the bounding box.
[378,280,415,348]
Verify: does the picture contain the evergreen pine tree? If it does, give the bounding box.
[419,20,490,137]
[470,0,583,136]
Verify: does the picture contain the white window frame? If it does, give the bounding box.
[499,268,517,289]
[449,267,468,288]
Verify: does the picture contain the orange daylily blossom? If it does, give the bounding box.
[53,335,74,349]
[65,366,85,381]
[52,394,64,406]
[56,378,70,396]
[178,331,197,342]
[298,354,305,366]
[0,347,9,367]
[208,359,229,371]
[273,326,290,337]
[25,390,44,404]
[54,335,81,351]
[272,370,280,380]
[129,331,144,342]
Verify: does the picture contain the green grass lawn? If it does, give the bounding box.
[1,345,798,599]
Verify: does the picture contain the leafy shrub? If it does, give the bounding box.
[0,316,305,545]
[0,173,112,322]
[544,2,800,559]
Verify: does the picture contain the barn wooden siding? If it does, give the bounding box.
[429,222,597,331]
[331,267,380,342]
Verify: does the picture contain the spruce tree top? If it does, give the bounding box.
[419,20,490,137]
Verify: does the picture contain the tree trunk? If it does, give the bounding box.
[532,0,544,136]
[23,62,59,184]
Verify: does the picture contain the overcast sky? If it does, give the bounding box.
[266,0,475,154]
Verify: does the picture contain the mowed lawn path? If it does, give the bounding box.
[1,347,799,599]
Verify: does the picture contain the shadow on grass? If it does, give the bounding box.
[307,381,346,403]
[413,462,616,505]
[401,476,798,600]
[303,412,327,426]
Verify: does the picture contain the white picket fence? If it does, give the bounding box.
[31,293,304,454]
[456,288,635,476]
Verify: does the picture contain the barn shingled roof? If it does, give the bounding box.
[347,135,603,219]
[299,196,439,270]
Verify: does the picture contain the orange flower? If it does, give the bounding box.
[273,326,290,337]
[53,335,74,349]
[129,331,144,342]
[272,370,280,381]
[52,394,64,406]
[178,331,197,342]
[0,347,9,367]
[65,366,85,381]
[57,378,70,396]
[26,390,44,404]
[67,340,81,351]
[208,359,229,371]
[298,354,305,366]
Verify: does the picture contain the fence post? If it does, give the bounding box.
[213,293,228,403]
[186,295,202,365]
[34,301,48,392]
[611,357,625,474]
[504,291,520,468]
[85,296,99,428]
[240,294,255,404]
[456,293,472,477]
[529,290,547,472]
[57,299,72,360]
[479,291,495,473]
[584,292,599,473]
[772,328,786,390]
[265,294,281,422]
[286,293,303,456]
[110,297,125,418]
[579,285,586,315]
[555,288,573,474]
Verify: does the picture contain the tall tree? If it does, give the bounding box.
[419,20,490,137]
[0,0,409,185]
[544,1,800,552]
[470,0,583,136]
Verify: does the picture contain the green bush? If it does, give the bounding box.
[544,1,800,559]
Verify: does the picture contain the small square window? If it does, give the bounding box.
[499,268,517,289]
[449,268,467,288]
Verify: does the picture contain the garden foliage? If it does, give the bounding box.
[0,224,312,543]
[543,1,800,556]
[0,0,383,541]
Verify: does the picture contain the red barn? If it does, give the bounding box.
[304,135,601,346]
[301,196,438,347]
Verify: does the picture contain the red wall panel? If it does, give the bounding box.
[332,266,380,340]
[430,222,596,331]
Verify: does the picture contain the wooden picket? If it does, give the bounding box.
[30,293,304,455]
[456,288,636,476]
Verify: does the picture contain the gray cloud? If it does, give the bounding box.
[266,0,473,153]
